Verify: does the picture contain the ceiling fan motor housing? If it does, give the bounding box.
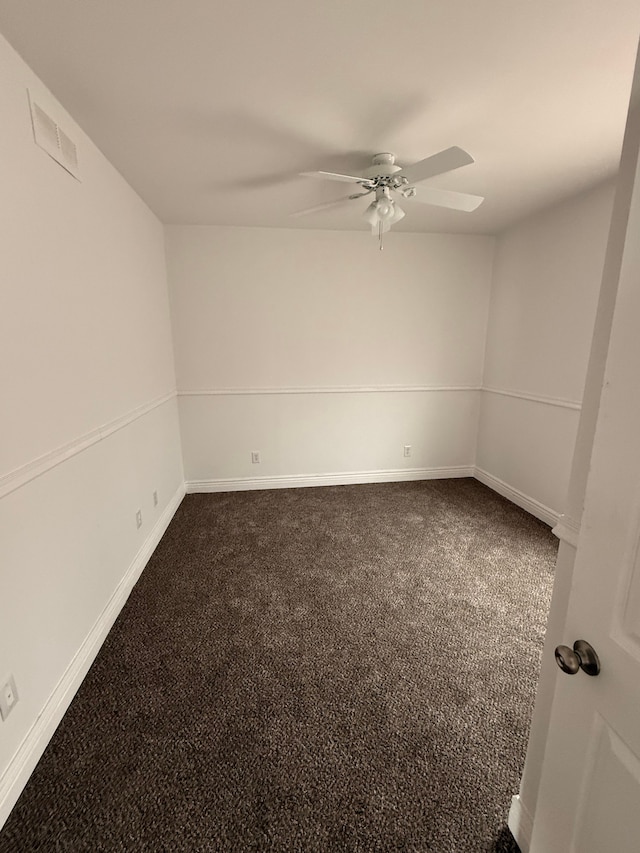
[362,152,402,179]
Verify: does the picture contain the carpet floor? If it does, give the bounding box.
[0,479,557,852]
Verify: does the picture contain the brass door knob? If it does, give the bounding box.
[554,640,600,676]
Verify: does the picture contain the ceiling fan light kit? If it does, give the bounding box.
[296,147,484,249]
[363,186,406,242]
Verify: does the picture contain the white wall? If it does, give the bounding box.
[0,34,184,823]
[476,181,616,522]
[165,226,495,489]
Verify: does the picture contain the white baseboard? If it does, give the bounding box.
[474,467,559,527]
[552,513,581,548]
[0,482,186,831]
[186,465,475,493]
[508,794,534,853]
[188,467,559,532]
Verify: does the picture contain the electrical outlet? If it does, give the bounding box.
[153,490,158,507]
[403,445,412,457]
[0,674,18,721]
[136,509,142,529]
[251,451,261,464]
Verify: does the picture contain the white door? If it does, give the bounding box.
[529,48,640,853]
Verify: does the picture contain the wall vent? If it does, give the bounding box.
[28,91,81,180]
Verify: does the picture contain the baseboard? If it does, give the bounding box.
[0,482,186,831]
[552,513,581,548]
[188,468,559,529]
[474,467,559,527]
[186,465,475,493]
[508,794,534,853]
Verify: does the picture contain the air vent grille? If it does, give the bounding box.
[28,91,80,180]
[32,103,58,149]
[57,127,79,172]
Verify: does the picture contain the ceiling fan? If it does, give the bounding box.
[293,147,484,247]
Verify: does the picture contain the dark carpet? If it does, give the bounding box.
[0,479,556,852]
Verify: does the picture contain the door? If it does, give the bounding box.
[529,46,640,853]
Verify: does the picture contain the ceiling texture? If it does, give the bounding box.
[1,0,639,234]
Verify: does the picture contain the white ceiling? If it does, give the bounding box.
[1,0,639,234]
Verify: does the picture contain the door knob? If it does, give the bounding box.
[554,640,600,676]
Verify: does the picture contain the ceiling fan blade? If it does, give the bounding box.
[291,191,370,217]
[404,185,484,212]
[396,146,474,185]
[299,170,367,184]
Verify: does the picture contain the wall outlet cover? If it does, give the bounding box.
[0,674,19,721]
